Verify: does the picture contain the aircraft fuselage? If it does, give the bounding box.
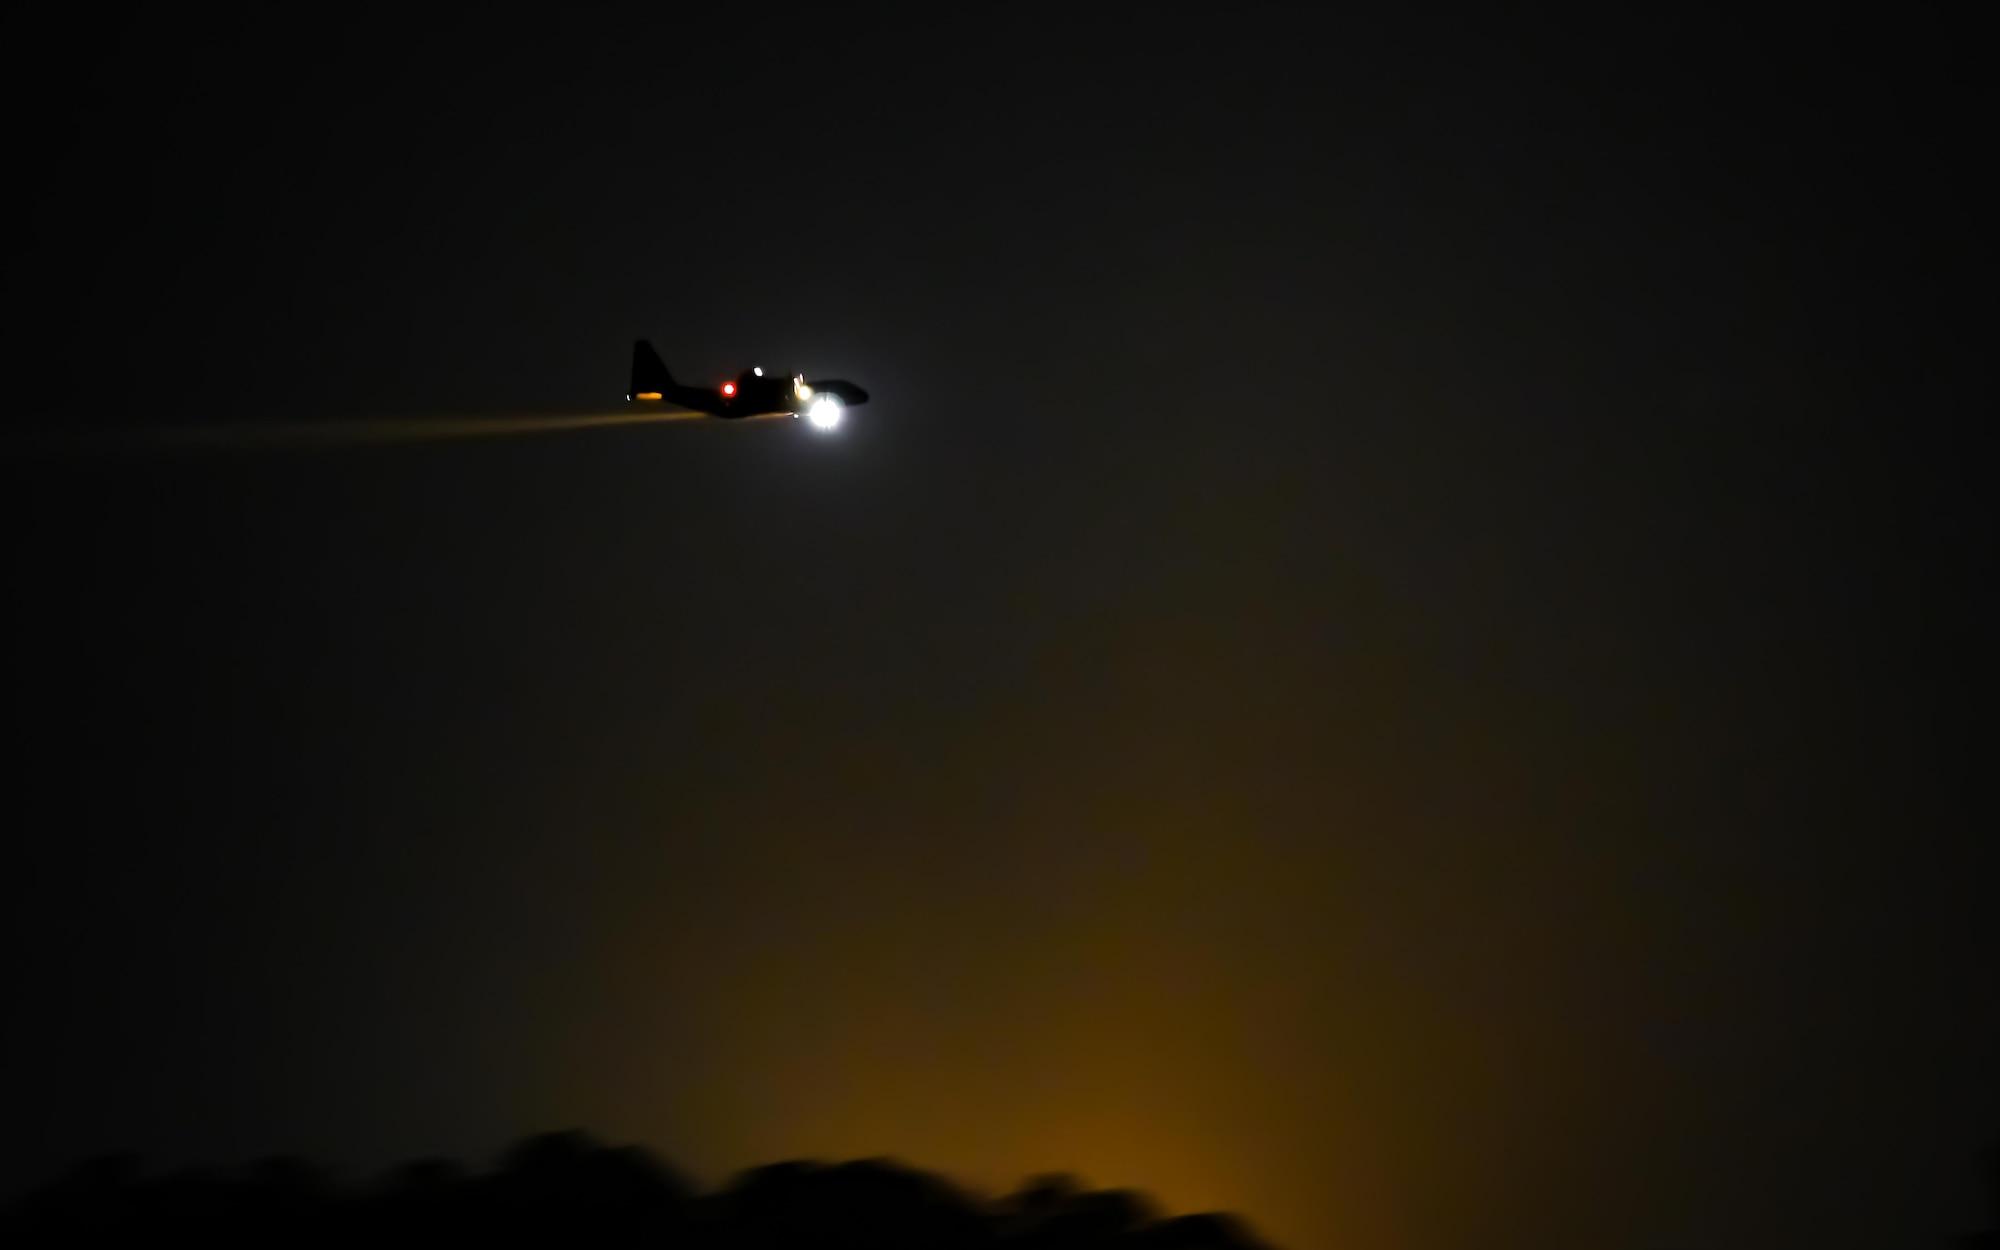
[628,341,868,427]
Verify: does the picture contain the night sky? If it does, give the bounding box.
[7,12,1994,1249]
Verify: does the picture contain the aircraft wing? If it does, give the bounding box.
[805,379,869,406]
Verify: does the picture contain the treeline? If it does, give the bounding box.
[1,1131,1272,1248]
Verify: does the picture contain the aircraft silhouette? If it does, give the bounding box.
[628,340,869,430]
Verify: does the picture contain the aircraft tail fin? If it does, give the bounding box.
[630,340,673,398]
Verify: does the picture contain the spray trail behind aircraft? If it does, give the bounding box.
[146,408,744,448]
[8,406,793,457]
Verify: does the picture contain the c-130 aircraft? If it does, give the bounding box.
[627,340,869,430]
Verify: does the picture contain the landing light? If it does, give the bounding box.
[807,397,843,430]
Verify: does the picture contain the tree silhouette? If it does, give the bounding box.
[1,1132,1274,1249]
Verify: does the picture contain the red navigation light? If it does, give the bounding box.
[722,382,736,396]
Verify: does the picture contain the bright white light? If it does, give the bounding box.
[807,397,843,430]
[753,366,763,376]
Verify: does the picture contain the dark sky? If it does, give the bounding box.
[6,12,1994,1249]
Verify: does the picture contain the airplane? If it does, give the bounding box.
[627,340,869,430]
